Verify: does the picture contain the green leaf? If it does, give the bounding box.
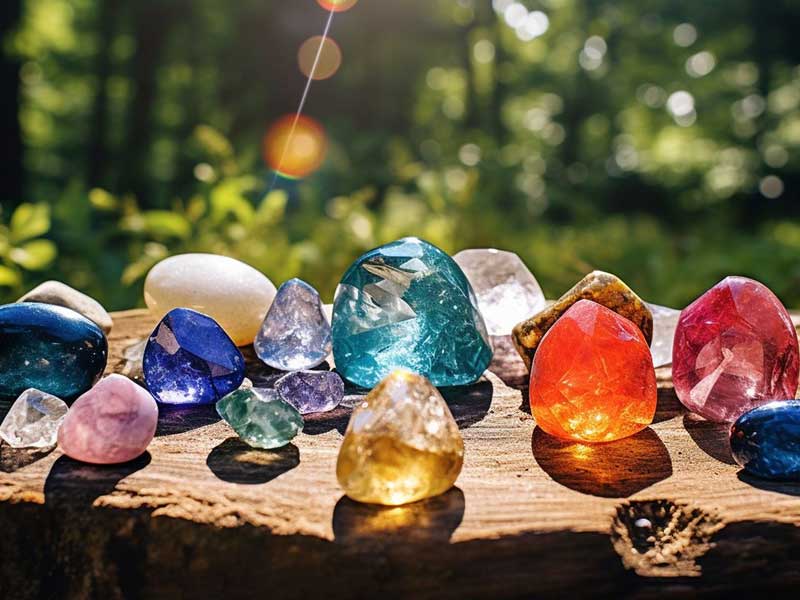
[9,203,50,243]
[257,190,287,225]
[122,211,191,239]
[9,239,57,270]
[0,265,21,287]
[88,188,119,211]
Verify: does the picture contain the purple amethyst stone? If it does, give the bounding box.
[274,370,344,415]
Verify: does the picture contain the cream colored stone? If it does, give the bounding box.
[144,254,277,346]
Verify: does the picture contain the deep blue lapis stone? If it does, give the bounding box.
[730,400,800,481]
[143,308,245,405]
[0,302,108,403]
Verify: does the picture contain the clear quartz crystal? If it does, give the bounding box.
[453,248,546,336]
[0,388,68,449]
[646,303,681,367]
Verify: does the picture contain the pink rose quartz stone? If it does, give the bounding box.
[58,374,159,464]
[673,276,799,423]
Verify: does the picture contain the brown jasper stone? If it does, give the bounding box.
[512,271,654,369]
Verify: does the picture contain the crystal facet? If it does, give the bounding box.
[731,401,800,480]
[453,248,546,336]
[216,388,303,449]
[513,271,653,369]
[529,300,657,443]
[0,303,108,403]
[336,370,464,505]
[275,370,344,414]
[19,280,113,334]
[143,308,246,405]
[144,253,277,346]
[332,237,492,388]
[647,303,681,368]
[672,276,799,423]
[0,388,68,449]
[58,374,158,464]
[255,278,332,370]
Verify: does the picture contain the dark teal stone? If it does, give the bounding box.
[730,400,800,481]
[0,302,108,403]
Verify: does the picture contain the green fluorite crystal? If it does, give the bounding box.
[216,388,303,449]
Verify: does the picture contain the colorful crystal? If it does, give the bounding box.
[332,237,492,388]
[144,253,277,346]
[336,370,464,505]
[0,303,108,403]
[254,278,332,370]
[731,401,800,480]
[58,374,158,464]
[0,388,68,449]
[529,300,657,443]
[453,248,546,336]
[216,388,303,449]
[143,308,245,405]
[513,271,653,369]
[274,370,344,414]
[672,276,799,422]
[647,303,681,368]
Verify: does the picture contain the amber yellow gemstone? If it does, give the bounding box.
[144,254,277,346]
[336,370,464,506]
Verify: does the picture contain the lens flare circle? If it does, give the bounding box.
[298,36,342,81]
[263,114,327,179]
[317,0,359,12]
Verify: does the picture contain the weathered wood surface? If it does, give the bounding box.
[1,309,800,599]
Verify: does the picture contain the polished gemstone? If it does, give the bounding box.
[255,278,332,370]
[58,374,158,464]
[453,248,546,336]
[647,303,681,368]
[529,300,657,443]
[275,370,344,414]
[672,276,799,422]
[216,388,303,449]
[731,401,800,480]
[0,303,108,403]
[144,253,277,346]
[513,271,653,369]
[143,308,245,405]
[332,237,492,388]
[336,370,464,505]
[19,280,113,334]
[0,388,68,449]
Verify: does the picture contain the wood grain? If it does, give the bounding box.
[1,309,799,599]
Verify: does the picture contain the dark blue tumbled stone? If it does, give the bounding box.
[730,400,800,481]
[0,302,108,403]
[143,308,245,405]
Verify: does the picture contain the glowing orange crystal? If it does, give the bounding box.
[529,300,657,443]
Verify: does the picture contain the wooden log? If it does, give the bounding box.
[1,309,799,598]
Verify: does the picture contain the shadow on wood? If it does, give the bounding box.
[736,471,800,497]
[0,445,54,473]
[683,414,736,465]
[440,379,493,429]
[156,404,221,437]
[206,437,299,484]
[44,452,152,505]
[531,426,672,498]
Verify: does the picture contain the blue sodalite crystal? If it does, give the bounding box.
[275,370,344,414]
[331,237,493,388]
[143,308,245,405]
[254,278,332,371]
[0,303,107,403]
[730,400,800,481]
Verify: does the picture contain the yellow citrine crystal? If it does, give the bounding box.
[336,370,464,506]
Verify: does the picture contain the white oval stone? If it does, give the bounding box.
[144,254,277,346]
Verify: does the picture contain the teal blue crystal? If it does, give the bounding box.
[216,388,303,449]
[332,237,492,388]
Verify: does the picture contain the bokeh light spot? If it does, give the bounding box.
[317,0,359,12]
[263,114,327,179]
[759,175,784,199]
[298,36,342,80]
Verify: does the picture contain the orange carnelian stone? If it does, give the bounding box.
[529,300,657,443]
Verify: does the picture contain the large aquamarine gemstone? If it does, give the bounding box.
[0,303,108,403]
[0,388,68,449]
[217,388,303,449]
[143,308,245,405]
[331,237,492,388]
[254,278,332,371]
[731,401,800,480]
[673,276,799,422]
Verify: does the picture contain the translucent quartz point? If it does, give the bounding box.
[0,388,68,449]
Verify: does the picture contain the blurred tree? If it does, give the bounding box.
[0,0,23,207]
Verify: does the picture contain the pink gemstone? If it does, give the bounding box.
[58,374,159,464]
[673,276,799,422]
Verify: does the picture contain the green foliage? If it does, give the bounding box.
[0,203,56,291]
